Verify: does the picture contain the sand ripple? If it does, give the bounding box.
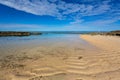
[0,36,120,80]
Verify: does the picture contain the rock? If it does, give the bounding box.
[0,31,42,36]
[0,32,30,36]
[106,30,120,36]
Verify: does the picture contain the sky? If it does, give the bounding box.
[0,0,120,31]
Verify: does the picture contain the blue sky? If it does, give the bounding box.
[0,0,120,31]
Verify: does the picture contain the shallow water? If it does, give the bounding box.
[0,34,98,56]
[1,34,112,80]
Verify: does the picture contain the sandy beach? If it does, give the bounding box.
[0,35,120,80]
[0,0,119,79]
[80,35,120,80]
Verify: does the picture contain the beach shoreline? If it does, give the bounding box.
[80,35,120,51]
[0,34,120,80]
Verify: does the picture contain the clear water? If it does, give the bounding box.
[0,33,98,56]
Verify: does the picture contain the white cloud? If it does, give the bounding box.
[0,0,111,17]
[0,0,119,24]
[0,0,60,17]
[0,23,77,31]
[85,16,120,26]
[70,19,84,24]
[0,24,46,30]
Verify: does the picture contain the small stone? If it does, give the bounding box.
[78,56,83,59]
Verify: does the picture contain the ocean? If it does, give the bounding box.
[0,31,100,56]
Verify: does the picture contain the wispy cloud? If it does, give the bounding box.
[0,23,68,31]
[85,16,120,26]
[70,19,84,24]
[0,24,43,28]
[0,0,110,17]
[0,0,119,24]
[0,24,46,31]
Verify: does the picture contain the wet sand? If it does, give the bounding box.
[0,34,120,80]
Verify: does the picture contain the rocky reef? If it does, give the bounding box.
[106,30,120,36]
[0,31,42,36]
[89,30,120,36]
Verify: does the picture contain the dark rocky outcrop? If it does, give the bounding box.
[0,32,31,36]
[106,30,120,36]
[0,31,42,37]
[89,30,120,36]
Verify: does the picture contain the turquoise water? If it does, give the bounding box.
[0,33,80,42]
[0,34,82,47]
[0,33,98,56]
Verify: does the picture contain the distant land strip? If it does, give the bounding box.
[0,31,42,36]
[0,30,120,37]
[87,30,120,36]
